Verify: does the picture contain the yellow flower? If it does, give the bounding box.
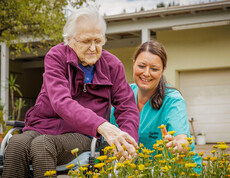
[93,174,99,178]
[66,164,75,169]
[130,163,136,169]
[71,148,79,155]
[204,155,211,161]
[154,154,163,159]
[153,144,158,150]
[138,164,145,171]
[218,144,229,150]
[109,156,117,160]
[180,143,186,148]
[106,160,111,164]
[44,170,57,176]
[188,151,196,156]
[124,160,131,165]
[157,147,164,151]
[211,150,216,154]
[159,160,166,164]
[96,155,107,161]
[158,125,166,129]
[181,172,186,175]
[179,154,186,158]
[149,150,155,154]
[106,166,114,171]
[202,162,207,167]
[139,143,144,148]
[212,145,218,149]
[79,167,88,171]
[94,163,105,169]
[116,163,125,169]
[156,140,164,145]
[186,137,195,141]
[211,157,217,162]
[217,142,226,145]
[219,160,225,165]
[168,131,176,136]
[82,164,89,167]
[185,163,197,168]
[139,153,145,158]
[102,145,114,154]
[188,141,193,144]
[141,147,150,154]
[128,175,135,178]
[198,152,204,156]
[86,171,93,175]
[189,172,200,177]
[161,165,170,172]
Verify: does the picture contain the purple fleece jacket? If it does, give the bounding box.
[23,43,140,142]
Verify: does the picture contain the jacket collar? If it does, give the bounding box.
[66,45,112,86]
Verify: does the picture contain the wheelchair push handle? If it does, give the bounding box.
[6,121,25,128]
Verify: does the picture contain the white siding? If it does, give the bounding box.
[179,68,230,143]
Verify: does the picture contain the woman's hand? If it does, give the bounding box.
[161,127,188,154]
[97,122,138,159]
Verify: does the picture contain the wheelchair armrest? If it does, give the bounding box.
[0,127,24,160]
[6,121,25,128]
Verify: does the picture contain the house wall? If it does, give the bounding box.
[106,47,137,84]
[106,25,230,87]
[157,24,230,88]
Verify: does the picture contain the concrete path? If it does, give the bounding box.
[194,143,230,157]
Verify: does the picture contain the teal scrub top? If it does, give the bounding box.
[110,83,201,166]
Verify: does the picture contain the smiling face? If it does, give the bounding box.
[133,51,164,93]
[69,23,104,66]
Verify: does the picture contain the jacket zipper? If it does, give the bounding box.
[83,83,87,92]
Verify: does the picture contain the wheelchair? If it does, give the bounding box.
[0,121,106,177]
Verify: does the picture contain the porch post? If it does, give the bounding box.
[0,42,9,126]
[141,28,150,43]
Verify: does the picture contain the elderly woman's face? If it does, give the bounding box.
[70,23,104,66]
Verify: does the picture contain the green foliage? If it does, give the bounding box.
[0,0,94,56]
[15,99,26,112]
[8,74,22,97]
[8,74,26,121]
[157,2,166,8]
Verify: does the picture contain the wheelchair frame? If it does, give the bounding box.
[0,121,100,176]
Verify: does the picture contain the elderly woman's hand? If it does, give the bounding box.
[97,122,138,159]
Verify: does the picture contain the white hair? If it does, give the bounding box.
[63,6,106,45]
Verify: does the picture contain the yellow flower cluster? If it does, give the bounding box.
[57,130,230,178]
[44,170,56,177]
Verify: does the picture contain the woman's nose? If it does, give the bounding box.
[143,67,150,76]
[89,41,96,51]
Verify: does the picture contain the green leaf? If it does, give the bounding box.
[1,0,95,56]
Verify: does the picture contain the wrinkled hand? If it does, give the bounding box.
[97,122,138,159]
[161,127,188,154]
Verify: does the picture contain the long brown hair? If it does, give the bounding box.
[134,40,168,110]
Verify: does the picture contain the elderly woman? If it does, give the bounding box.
[2,6,139,177]
[111,40,201,166]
